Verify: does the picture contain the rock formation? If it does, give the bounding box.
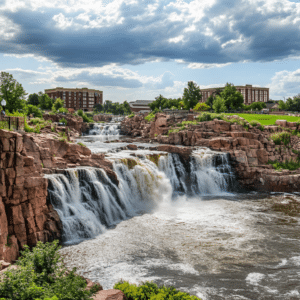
[121,113,300,192]
[0,129,118,262]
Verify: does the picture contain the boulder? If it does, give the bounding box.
[275,120,287,127]
[93,289,126,300]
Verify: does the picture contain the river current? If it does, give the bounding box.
[47,123,300,300]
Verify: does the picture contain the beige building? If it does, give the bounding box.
[129,100,153,113]
[45,87,103,111]
[200,85,269,105]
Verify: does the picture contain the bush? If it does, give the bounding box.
[26,105,43,118]
[128,113,135,119]
[270,132,291,146]
[77,110,93,123]
[59,117,67,126]
[212,96,226,113]
[0,241,101,300]
[114,281,200,300]
[249,120,261,127]
[193,102,210,111]
[268,159,300,171]
[145,112,155,122]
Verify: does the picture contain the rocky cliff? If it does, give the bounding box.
[0,129,118,262]
[121,113,300,192]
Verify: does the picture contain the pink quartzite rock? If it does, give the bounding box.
[93,289,126,300]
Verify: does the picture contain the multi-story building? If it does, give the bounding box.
[44,87,103,111]
[200,85,269,105]
[129,100,154,113]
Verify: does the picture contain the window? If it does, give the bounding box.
[95,92,98,96]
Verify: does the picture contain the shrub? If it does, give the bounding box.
[145,112,155,122]
[77,110,93,123]
[26,104,43,118]
[193,102,210,111]
[0,240,101,300]
[268,159,300,171]
[270,132,291,146]
[249,120,261,127]
[114,281,200,300]
[128,113,135,119]
[59,117,67,126]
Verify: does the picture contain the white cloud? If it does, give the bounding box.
[269,68,300,99]
[187,62,232,69]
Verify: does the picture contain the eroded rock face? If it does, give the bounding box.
[121,114,300,192]
[92,289,126,300]
[0,129,119,262]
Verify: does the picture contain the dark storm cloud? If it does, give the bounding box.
[1,0,300,68]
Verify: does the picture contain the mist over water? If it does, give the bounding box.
[47,124,300,300]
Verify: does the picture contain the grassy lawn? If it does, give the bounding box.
[226,113,300,125]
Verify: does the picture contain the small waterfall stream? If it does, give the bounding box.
[46,149,235,244]
[87,123,120,136]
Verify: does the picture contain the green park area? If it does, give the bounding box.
[227,113,300,126]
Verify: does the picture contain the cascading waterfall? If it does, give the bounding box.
[46,149,235,244]
[88,123,120,136]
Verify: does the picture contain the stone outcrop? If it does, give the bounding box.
[93,289,126,300]
[43,113,88,134]
[0,129,118,262]
[121,115,300,192]
[93,115,113,122]
[0,130,62,263]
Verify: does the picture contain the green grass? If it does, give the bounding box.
[226,113,300,126]
[268,159,300,171]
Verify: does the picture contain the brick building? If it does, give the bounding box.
[45,87,103,111]
[129,100,154,113]
[200,85,269,105]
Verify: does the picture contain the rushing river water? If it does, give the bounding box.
[47,123,300,300]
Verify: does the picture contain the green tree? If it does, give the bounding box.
[278,100,287,110]
[94,103,103,113]
[182,81,202,110]
[52,98,64,111]
[212,96,226,113]
[39,93,54,110]
[0,72,27,112]
[220,83,244,110]
[285,95,300,111]
[28,93,39,106]
[27,105,43,118]
[250,101,266,111]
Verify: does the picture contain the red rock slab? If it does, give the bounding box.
[93,289,126,300]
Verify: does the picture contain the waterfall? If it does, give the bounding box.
[46,149,235,244]
[88,123,120,136]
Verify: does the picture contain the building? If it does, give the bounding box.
[200,85,269,105]
[129,100,154,113]
[45,87,103,111]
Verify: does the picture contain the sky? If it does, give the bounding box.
[1,0,300,102]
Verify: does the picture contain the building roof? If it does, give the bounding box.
[129,100,154,105]
[45,87,103,92]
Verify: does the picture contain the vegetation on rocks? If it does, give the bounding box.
[270,132,291,146]
[145,112,155,122]
[268,159,300,171]
[0,241,101,300]
[114,281,200,300]
[77,110,93,123]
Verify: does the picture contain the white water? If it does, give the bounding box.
[49,123,300,299]
[88,123,120,136]
[46,150,234,244]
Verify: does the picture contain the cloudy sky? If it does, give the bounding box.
[1,0,300,102]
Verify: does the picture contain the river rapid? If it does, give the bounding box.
[47,123,300,300]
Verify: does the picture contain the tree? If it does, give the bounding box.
[94,103,103,113]
[39,93,54,110]
[182,81,202,110]
[285,96,300,111]
[250,101,266,111]
[220,83,244,110]
[205,95,214,108]
[52,98,64,111]
[0,72,27,112]
[194,102,210,111]
[27,93,39,106]
[212,96,226,113]
[27,104,43,118]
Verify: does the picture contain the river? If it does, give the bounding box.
[46,123,300,300]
